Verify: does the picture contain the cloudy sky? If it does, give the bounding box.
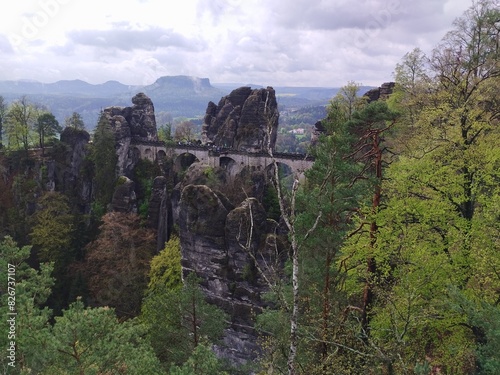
[0,0,473,87]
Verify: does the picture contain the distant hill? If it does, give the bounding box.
[0,76,374,130]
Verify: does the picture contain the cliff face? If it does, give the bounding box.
[101,90,284,366]
[103,92,157,176]
[178,184,283,364]
[52,127,93,212]
[202,86,279,152]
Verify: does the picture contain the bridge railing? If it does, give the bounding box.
[132,138,315,162]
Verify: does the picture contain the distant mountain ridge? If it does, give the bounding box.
[0,79,136,97]
[0,75,375,130]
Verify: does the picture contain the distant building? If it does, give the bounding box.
[288,128,305,135]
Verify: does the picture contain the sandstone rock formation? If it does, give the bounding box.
[178,183,284,365]
[110,176,137,213]
[202,86,279,152]
[103,93,158,177]
[55,127,92,211]
[363,82,395,102]
[148,176,172,252]
[103,92,158,175]
[104,92,158,140]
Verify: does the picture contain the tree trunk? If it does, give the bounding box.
[361,132,382,336]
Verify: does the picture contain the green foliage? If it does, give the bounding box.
[262,184,281,221]
[64,111,85,130]
[90,201,106,219]
[45,299,164,375]
[5,96,39,151]
[132,158,158,220]
[148,235,182,292]
[158,122,173,143]
[168,342,229,375]
[0,236,55,373]
[255,307,291,373]
[30,191,76,313]
[448,288,500,374]
[30,191,74,265]
[291,91,384,372]
[35,112,61,151]
[141,273,228,368]
[334,2,500,372]
[0,237,164,374]
[329,80,367,120]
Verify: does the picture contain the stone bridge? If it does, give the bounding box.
[130,140,314,179]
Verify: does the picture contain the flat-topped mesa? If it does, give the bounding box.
[202,86,279,153]
[103,92,158,141]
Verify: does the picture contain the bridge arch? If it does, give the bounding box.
[129,146,141,165]
[265,161,293,177]
[266,161,294,189]
[219,156,238,175]
[144,148,154,161]
[174,152,199,173]
[157,149,166,161]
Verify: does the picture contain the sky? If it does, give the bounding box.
[0,0,473,88]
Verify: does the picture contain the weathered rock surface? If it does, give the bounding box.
[148,176,172,252]
[104,92,158,141]
[178,184,282,365]
[363,82,395,102]
[110,176,137,213]
[202,86,279,152]
[55,127,92,211]
[103,92,157,175]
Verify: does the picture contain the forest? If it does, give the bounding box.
[0,1,499,374]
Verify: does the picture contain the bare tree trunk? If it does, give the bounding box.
[287,204,299,375]
[264,101,322,374]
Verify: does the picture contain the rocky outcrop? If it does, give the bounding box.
[148,176,172,252]
[202,86,279,152]
[103,93,158,176]
[55,127,92,211]
[110,176,137,213]
[178,184,284,365]
[104,92,158,141]
[363,82,395,103]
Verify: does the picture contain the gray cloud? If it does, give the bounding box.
[269,0,459,37]
[0,0,474,87]
[269,0,406,31]
[67,26,203,52]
